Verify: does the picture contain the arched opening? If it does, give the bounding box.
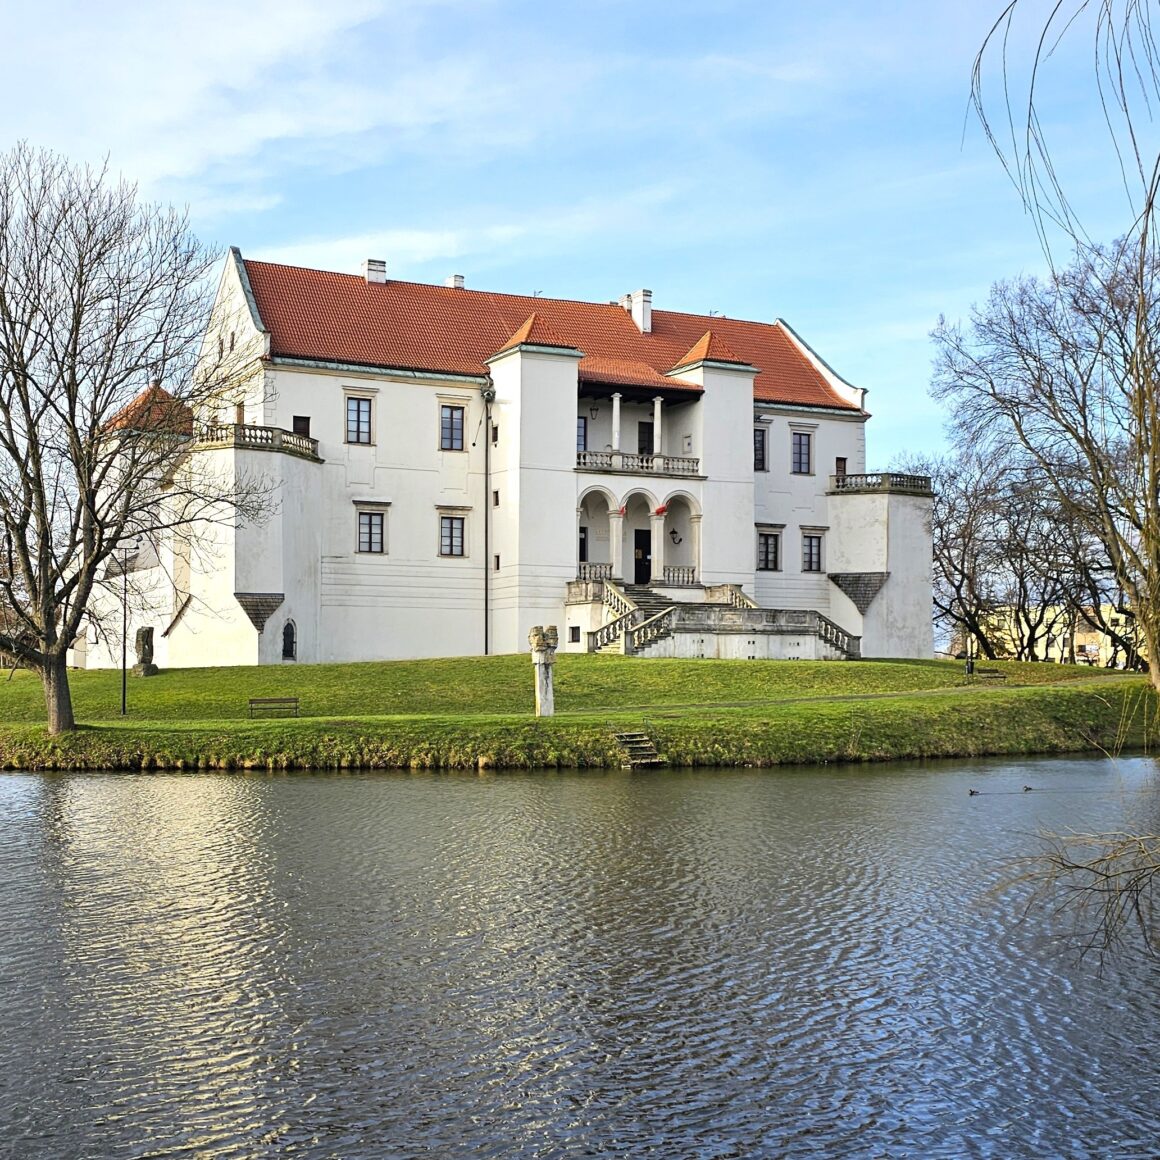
[282,620,297,661]
[577,489,614,579]
[622,492,655,585]
[662,494,698,585]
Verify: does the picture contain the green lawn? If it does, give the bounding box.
[0,653,1111,724]
[0,654,1149,771]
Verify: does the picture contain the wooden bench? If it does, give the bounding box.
[975,668,1007,680]
[249,696,300,717]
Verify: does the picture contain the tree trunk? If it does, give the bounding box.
[43,654,76,734]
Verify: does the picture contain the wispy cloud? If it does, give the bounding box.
[0,0,520,197]
[264,224,527,274]
[259,184,680,279]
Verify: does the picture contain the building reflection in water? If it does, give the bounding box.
[2,761,1158,1157]
[27,774,297,1157]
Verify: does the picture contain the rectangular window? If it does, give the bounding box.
[493,554,501,571]
[638,421,654,455]
[569,625,581,643]
[440,405,465,451]
[492,490,500,507]
[835,456,847,477]
[346,397,372,444]
[491,422,499,445]
[440,515,465,556]
[754,428,768,472]
[757,532,780,571]
[577,416,588,452]
[578,526,589,563]
[792,431,812,474]
[802,533,823,572]
[292,415,311,437]
[357,511,384,553]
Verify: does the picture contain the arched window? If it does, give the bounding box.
[282,621,296,661]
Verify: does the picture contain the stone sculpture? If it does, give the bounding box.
[133,626,158,677]
[528,624,559,717]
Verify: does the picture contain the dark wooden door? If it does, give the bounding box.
[634,529,651,584]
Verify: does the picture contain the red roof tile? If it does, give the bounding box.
[671,329,748,370]
[494,312,577,355]
[106,384,193,436]
[242,259,862,411]
[578,356,699,392]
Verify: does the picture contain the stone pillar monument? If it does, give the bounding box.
[133,626,159,677]
[528,625,559,717]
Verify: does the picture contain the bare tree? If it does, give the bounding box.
[962,1,1160,957]
[933,243,1160,685]
[0,144,265,733]
[905,446,1092,661]
[904,449,1005,658]
[1017,830,1160,962]
[962,0,1160,689]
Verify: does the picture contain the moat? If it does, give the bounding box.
[2,757,1158,1157]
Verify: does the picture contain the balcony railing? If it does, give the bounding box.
[577,450,700,476]
[196,423,322,462]
[828,471,932,496]
[660,565,697,585]
[578,562,612,581]
[589,603,861,659]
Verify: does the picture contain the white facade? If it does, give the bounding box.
[79,252,933,669]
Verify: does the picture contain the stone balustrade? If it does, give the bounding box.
[576,450,700,477]
[197,423,322,462]
[828,471,932,496]
[661,565,697,585]
[578,562,613,581]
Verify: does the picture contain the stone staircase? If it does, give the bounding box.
[584,578,860,660]
[621,584,741,655]
[613,731,664,768]
[619,585,681,652]
[590,582,740,655]
[621,585,681,617]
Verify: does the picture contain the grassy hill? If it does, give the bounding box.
[0,654,1151,771]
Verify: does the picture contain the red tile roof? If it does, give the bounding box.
[242,259,862,411]
[106,384,193,436]
[494,312,577,355]
[578,356,698,391]
[672,329,749,370]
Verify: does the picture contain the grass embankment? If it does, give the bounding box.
[0,654,1153,771]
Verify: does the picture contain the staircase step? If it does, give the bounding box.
[612,730,663,768]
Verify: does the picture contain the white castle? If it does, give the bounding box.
[76,250,933,669]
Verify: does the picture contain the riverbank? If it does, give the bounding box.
[0,656,1153,770]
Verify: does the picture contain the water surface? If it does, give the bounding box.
[1,757,1158,1158]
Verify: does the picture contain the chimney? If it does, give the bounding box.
[445,274,465,289]
[621,288,652,333]
[362,258,387,284]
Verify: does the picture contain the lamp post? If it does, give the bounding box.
[118,540,140,715]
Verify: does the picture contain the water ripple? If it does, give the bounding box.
[1,759,1159,1157]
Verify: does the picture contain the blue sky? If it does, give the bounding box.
[0,0,1139,464]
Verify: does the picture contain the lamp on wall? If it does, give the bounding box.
[669,528,682,544]
[589,404,599,420]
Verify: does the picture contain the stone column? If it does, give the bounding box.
[652,396,663,459]
[611,392,622,469]
[528,625,558,717]
[690,513,703,584]
[650,510,666,582]
[609,509,625,580]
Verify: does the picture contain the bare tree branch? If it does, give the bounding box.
[0,143,269,732]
